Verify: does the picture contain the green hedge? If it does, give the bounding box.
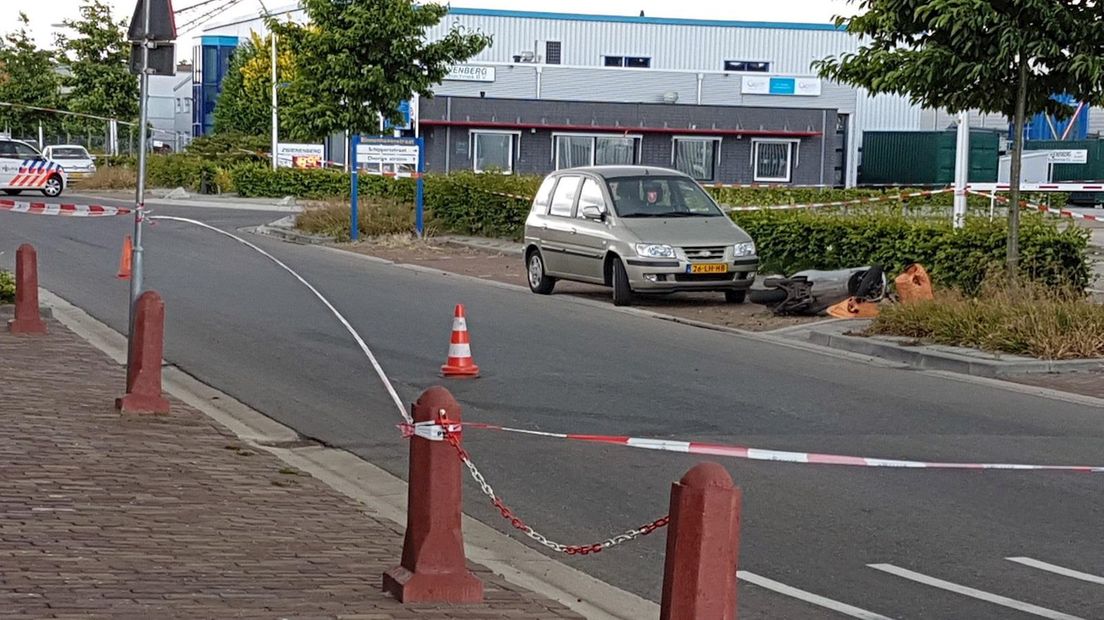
[0,270,14,304]
[732,210,1090,293]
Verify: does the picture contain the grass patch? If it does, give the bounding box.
[870,279,1104,359]
[0,270,14,303]
[295,197,418,241]
[74,166,137,190]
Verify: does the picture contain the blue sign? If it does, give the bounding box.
[383,100,412,131]
[768,78,796,95]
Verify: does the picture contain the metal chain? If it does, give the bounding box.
[438,414,669,555]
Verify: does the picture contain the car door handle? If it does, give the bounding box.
[569,227,577,235]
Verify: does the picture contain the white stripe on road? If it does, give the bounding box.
[737,571,894,620]
[1007,557,1104,586]
[869,564,1084,620]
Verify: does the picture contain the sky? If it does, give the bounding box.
[4,0,860,51]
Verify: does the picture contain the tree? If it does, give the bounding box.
[213,32,307,139]
[815,0,1104,270]
[0,13,61,135]
[55,0,138,133]
[271,0,492,140]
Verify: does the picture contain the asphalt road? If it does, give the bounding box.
[3,194,1103,619]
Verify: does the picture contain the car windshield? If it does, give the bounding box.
[50,147,89,159]
[606,176,724,218]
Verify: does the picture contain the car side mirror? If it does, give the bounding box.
[580,204,606,221]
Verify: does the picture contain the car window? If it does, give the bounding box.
[49,147,89,159]
[549,175,581,218]
[0,142,17,158]
[607,176,724,218]
[532,175,557,214]
[13,142,40,159]
[576,178,607,219]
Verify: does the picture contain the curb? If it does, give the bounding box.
[252,217,335,246]
[806,330,1104,377]
[0,304,54,320]
[37,288,659,620]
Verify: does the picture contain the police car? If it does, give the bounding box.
[0,138,67,198]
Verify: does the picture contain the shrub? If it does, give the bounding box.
[732,209,1089,293]
[871,279,1104,359]
[423,171,540,239]
[295,197,415,241]
[0,270,13,304]
[75,166,137,190]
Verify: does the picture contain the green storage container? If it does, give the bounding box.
[859,130,999,186]
[1025,139,1104,205]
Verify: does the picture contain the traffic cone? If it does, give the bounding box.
[441,304,480,378]
[117,235,132,280]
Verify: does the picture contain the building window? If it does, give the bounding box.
[603,55,651,68]
[673,138,720,181]
[724,60,770,72]
[175,98,182,113]
[472,131,517,173]
[545,41,562,65]
[752,140,795,182]
[184,98,192,113]
[554,134,640,169]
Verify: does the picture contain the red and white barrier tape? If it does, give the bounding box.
[458,423,1104,473]
[725,188,954,212]
[967,190,1104,222]
[0,199,131,217]
[968,182,1104,192]
[705,182,835,189]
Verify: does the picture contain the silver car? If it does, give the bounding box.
[524,166,758,306]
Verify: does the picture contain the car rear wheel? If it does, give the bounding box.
[611,258,633,306]
[41,175,62,198]
[2,189,22,196]
[725,290,747,304]
[527,250,556,295]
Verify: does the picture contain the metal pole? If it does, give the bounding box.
[350,134,359,241]
[38,121,44,150]
[952,110,969,229]
[416,136,425,237]
[128,0,152,370]
[271,32,278,170]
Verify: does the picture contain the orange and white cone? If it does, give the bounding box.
[441,304,480,378]
[117,235,133,280]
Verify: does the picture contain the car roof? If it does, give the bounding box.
[556,165,687,180]
[47,145,89,151]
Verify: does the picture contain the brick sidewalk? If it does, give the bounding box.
[0,320,581,619]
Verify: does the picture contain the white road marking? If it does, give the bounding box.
[1007,557,1104,586]
[869,563,1085,620]
[737,570,895,620]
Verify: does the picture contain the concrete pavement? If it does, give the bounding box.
[2,198,1103,618]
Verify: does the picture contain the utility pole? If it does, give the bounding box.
[271,31,279,170]
[952,111,969,229]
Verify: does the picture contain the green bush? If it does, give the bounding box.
[732,209,1089,293]
[871,279,1103,359]
[0,270,14,304]
[423,171,540,239]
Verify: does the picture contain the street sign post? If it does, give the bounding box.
[351,136,426,239]
[126,0,176,378]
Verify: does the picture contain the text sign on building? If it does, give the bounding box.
[742,76,821,97]
[1045,149,1088,164]
[445,64,496,82]
[277,143,325,168]
[357,137,419,165]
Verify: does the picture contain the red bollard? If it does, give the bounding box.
[115,291,170,415]
[383,386,483,603]
[8,244,47,335]
[660,462,742,620]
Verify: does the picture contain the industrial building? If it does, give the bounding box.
[194,5,1098,187]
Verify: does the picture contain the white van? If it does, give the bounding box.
[0,139,67,198]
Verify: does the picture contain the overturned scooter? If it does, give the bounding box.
[748,265,887,316]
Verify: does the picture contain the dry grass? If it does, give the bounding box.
[871,278,1104,359]
[73,166,136,190]
[294,197,420,241]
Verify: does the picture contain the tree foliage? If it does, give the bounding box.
[815,0,1104,269]
[0,13,61,132]
[272,0,492,139]
[213,32,309,140]
[56,0,139,132]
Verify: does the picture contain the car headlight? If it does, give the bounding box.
[635,243,676,259]
[733,242,756,257]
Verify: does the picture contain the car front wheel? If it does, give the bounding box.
[41,175,63,198]
[527,250,556,295]
[611,258,633,306]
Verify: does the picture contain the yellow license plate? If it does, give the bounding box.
[689,263,728,274]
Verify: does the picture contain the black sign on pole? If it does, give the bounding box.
[128,0,177,42]
[129,43,176,76]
